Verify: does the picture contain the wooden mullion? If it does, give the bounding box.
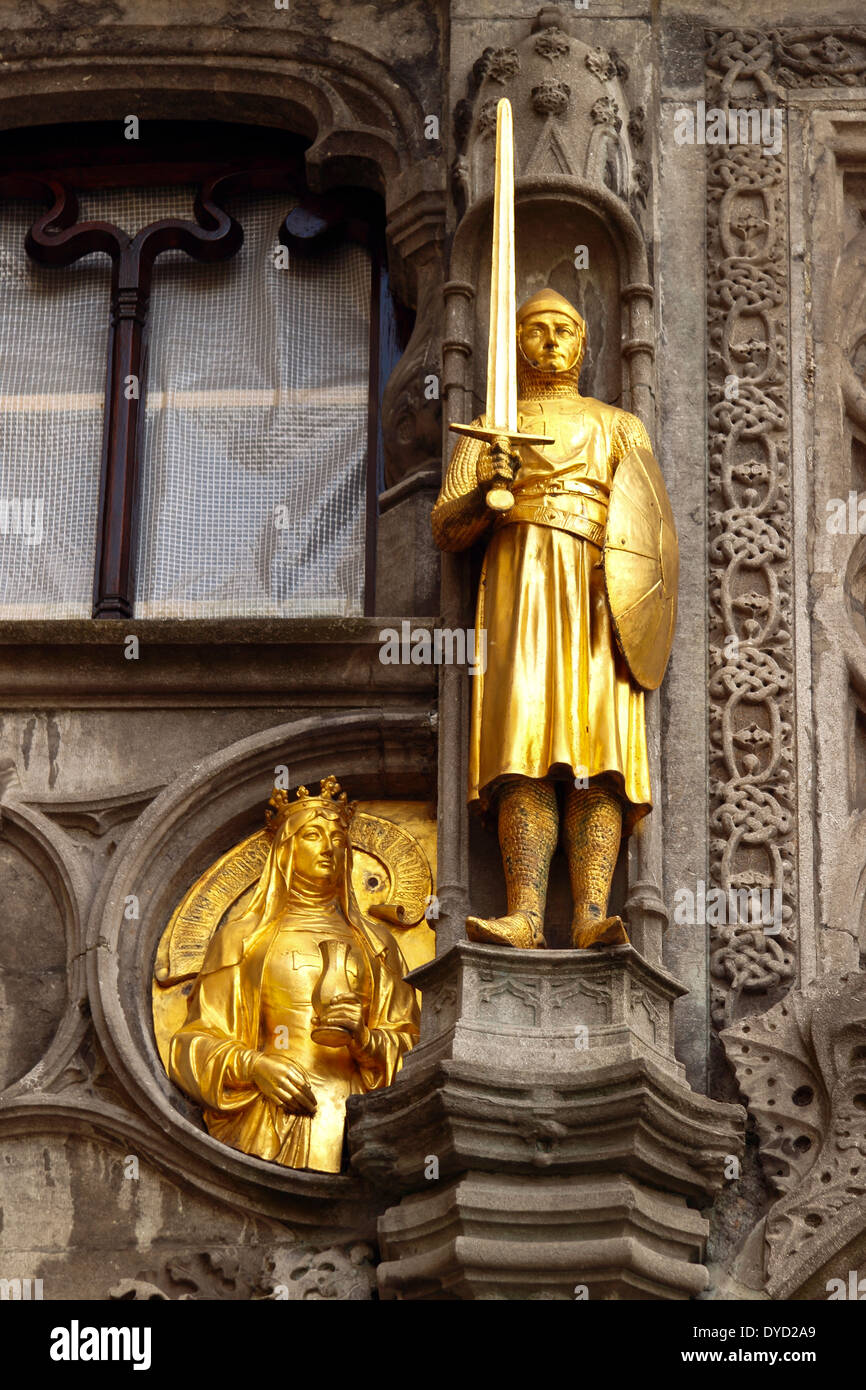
[91,258,150,618]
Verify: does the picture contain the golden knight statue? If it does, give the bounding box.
[168,777,419,1172]
[432,100,677,952]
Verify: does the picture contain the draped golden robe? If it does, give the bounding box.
[432,383,653,832]
[169,813,419,1173]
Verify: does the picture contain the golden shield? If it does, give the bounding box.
[152,801,436,1072]
[604,446,679,691]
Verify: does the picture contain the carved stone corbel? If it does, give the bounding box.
[350,942,745,1299]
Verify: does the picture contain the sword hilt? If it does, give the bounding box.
[449,422,555,512]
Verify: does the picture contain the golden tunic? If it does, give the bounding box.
[257,903,371,1172]
[432,381,652,830]
[169,871,418,1173]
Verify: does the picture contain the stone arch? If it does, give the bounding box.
[0,38,443,300]
[445,178,652,423]
[0,42,423,186]
[0,800,89,1096]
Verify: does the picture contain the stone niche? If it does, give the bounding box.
[443,7,659,959]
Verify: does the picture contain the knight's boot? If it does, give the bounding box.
[466,776,558,949]
[563,782,629,948]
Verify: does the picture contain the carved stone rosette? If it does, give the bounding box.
[705,31,798,1028]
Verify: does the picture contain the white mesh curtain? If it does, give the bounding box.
[0,200,109,617]
[0,186,371,619]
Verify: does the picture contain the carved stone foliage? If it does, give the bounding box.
[705,33,798,1029]
[474,47,521,86]
[452,6,645,218]
[590,96,621,130]
[531,79,571,118]
[585,47,629,84]
[722,971,866,1298]
[110,1242,377,1301]
[534,25,570,64]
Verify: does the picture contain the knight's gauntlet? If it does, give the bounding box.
[476,441,519,489]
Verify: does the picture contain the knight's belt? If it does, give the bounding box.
[496,484,607,548]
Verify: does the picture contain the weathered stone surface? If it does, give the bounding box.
[0,840,66,1090]
[349,943,744,1298]
[377,1172,709,1301]
[0,1132,376,1300]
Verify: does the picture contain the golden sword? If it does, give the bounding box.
[449,97,553,511]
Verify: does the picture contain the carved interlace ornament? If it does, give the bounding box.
[705,31,798,1027]
[708,27,866,92]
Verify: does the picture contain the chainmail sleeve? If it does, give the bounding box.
[611,409,653,467]
[431,418,495,552]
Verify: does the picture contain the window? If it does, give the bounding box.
[0,122,406,619]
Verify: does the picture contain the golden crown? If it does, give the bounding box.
[265,774,357,832]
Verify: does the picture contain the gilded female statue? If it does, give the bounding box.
[169,777,419,1173]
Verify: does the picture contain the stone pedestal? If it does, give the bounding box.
[348,942,745,1300]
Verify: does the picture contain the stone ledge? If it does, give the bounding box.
[405,940,688,1080]
[349,1053,744,1203]
[376,1172,710,1301]
[0,617,441,704]
[0,617,436,646]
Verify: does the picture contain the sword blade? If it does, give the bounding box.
[486,98,517,434]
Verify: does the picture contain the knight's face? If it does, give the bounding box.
[291,815,347,887]
[518,312,582,374]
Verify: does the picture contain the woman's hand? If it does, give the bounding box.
[251,1054,317,1114]
[314,999,371,1053]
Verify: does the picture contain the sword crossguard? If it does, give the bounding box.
[449,422,555,512]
